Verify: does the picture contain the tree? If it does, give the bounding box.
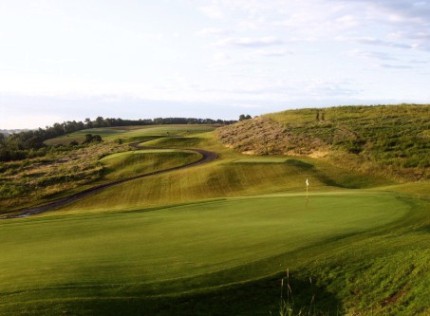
[85,118,93,128]
[82,134,103,144]
[0,133,5,147]
[83,134,94,144]
[239,114,252,121]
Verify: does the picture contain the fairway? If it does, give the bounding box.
[0,192,410,314]
[100,149,202,180]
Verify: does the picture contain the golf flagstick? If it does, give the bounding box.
[305,178,309,206]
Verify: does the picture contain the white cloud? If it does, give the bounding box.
[215,36,283,48]
[1,0,430,128]
[199,4,225,19]
[197,27,229,37]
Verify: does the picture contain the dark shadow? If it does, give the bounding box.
[417,224,430,234]
[15,274,342,316]
[285,159,315,170]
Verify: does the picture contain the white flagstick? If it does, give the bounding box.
[305,178,309,204]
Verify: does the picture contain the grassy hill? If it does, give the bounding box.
[0,110,429,315]
[218,104,430,181]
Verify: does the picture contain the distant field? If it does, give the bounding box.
[44,128,127,145]
[44,124,216,146]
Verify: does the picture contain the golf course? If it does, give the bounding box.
[0,106,429,315]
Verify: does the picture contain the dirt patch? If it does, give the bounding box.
[381,290,407,306]
[309,150,330,158]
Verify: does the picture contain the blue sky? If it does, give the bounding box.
[1,0,430,128]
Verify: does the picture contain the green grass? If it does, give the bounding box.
[220,104,430,180]
[1,191,423,315]
[44,128,128,145]
[44,124,216,146]
[59,151,391,214]
[100,149,202,180]
[268,105,430,179]
[3,121,430,315]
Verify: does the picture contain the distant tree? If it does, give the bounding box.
[83,134,102,144]
[83,134,93,144]
[85,118,93,128]
[239,114,252,121]
[92,135,102,143]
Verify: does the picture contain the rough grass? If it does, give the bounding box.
[218,104,430,181]
[0,143,129,212]
[0,192,419,315]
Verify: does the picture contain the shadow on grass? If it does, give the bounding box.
[8,275,342,316]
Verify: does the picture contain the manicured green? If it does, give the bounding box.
[0,191,420,315]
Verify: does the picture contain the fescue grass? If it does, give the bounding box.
[0,142,129,211]
[219,104,430,181]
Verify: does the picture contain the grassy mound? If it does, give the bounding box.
[218,104,430,181]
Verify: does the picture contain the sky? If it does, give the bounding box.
[1,0,430,129]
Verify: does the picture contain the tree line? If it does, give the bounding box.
[0,116,236,162]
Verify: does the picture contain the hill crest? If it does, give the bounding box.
[217,104,430,181]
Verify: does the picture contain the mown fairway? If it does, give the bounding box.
[100,149,202,180]
[0,192,418,315]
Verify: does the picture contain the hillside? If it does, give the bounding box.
[218,104,430,181]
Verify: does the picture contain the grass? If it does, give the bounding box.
[0,191,420,315]
[219,104,430,181]
[0,142,129,211]
[1,119,430,315]
[44,128,128,146]
[100,149,202,180]
[58,149,391,214]
[44,124,216,146]
[0,125,214,213]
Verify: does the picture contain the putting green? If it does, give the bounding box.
[0,192,410,312]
